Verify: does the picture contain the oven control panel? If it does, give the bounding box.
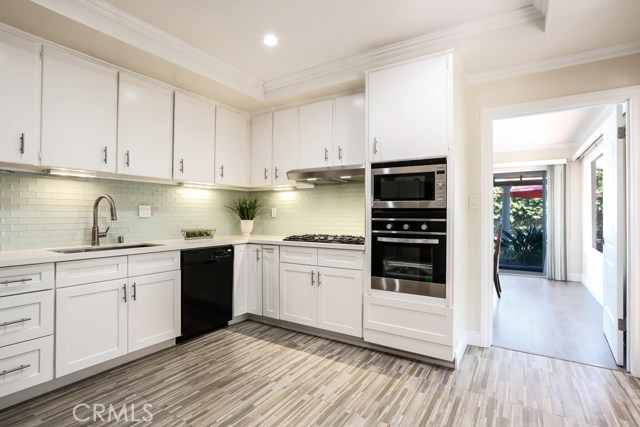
[372,218,446,234]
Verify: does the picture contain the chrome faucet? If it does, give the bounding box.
[91,194,118,246]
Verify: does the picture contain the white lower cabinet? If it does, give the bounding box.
[55,252,181,377]
[261,246,280,319]
[0,336,53,398]
[247,245,263,316]
[127,271,180,352]
[279,247,363,337]
[235,244,279,318]
[233,245,248,317]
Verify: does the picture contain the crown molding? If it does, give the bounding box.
[263,5,545,94]
[467,40,640,85]
[30,0,265,100]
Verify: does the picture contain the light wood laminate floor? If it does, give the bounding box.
[493,274,619,370]
[2,321,640,426]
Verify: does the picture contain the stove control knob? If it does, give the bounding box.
[421,223,428,231]
[403,224,410,231]
[386,223,393,230]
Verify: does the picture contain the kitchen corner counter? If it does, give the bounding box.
[0,235,364,268]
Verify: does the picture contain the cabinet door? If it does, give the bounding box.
[0,31,41,166]
[247,244,263,315]
[117,73,173,179]
[334,94,365,165]
[272,107,299,185]
[41,47,117,172]
[250,112,273,186]
[279,263,316,327]
[262,245,280,319]
[317,267,362,337]
[233,245,248,317]
[173,92,215,184]
[56,279,128,377]
[215,106,249,186]
[299,99,333,169]
[368,55,449,162]
[128,271,180,352]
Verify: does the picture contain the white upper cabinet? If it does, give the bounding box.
[215,106,249,186]
[250,112,273,186]
[368,54,450,162]
[334,93,365,165]
[272,107,299,185]
[41,47,118,172]
[299,99,333,169]
[173,92,215,184]
[0,31,41,166]
[117,73,173,180]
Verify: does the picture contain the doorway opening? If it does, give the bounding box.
[489,102,628,370]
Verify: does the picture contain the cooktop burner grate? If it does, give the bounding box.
[283,234,365,245]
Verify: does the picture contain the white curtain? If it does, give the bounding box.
[547,164,567,281]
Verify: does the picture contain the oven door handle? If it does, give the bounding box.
[377,237,440,245]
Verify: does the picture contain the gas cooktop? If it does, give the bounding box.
[283,234,365,245]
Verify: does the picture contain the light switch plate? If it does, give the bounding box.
[469,195,479,209]
[271,207,277,218]
[139,205,151,218]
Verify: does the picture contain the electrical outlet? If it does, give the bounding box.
[139,205,151,218]
[469,195,479,209]
[271,207,277,218]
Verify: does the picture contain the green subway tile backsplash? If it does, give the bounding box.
[0,171,365,251]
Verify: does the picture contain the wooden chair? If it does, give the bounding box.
[494,224,503,298]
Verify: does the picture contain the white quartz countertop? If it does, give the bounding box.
[0,235,365,268]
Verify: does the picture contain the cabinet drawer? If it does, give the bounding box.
[0,335,53,398]
[0,290,54,348]
[280,246,318,265]
[318,249,364,270]
[0,264,54,297]
[56,256,127,288]
[128,251,180,277]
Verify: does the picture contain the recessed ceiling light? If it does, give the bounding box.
[263,34,278,47]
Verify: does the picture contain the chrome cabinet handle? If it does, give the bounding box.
[324,147,328,162]
[1,277,33,286]
[256,248,261,261]
[220,165,224,178]
[125,150,130,167]
[180,158,184,173]
[132,283,136,301]
[338,146,343,161]
[373,138,379,155]
[311,270,315,286]
[0,317,31,327]
[378,237,439,245]
[19,133,25,155]
[0,364,30,377]
[318,271,322,286]
[274,167,279,179]
[264,168,268,181]
[103,146,108,164]
[122,284,127,303]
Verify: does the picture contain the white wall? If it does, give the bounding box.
[466,53,640,335]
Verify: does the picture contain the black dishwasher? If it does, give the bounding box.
[180,246,234,340]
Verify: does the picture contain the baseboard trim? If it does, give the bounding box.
[567,273,583,283]
[467,331,485,347]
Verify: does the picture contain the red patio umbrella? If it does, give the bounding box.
[497,185,543,199]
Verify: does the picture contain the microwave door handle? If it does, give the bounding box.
[377,237,440,245]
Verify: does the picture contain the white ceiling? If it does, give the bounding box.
[492,106,608,154]
[1,0,639,111]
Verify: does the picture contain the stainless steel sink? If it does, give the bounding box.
[51,243,164,254]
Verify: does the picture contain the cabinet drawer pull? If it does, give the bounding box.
[311,270,315,286]
[220,165,224,178]
[324,147,328,162]
[103,146,108,164]
[179,158,184,173]
[1,278,33,286]
[318,271,322,286]
[125,150,130,167]
[373,138,379,155]
[256,249,261,261]
[132,283,137,301]
[264,167,268,180]
[274,167,279,180]
[19,133,25,155]
[122,284,127,303]
[0,364,30,377]
[338,146,342,161]
[0,317,31,327]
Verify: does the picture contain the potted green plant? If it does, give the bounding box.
[226,197,267,236]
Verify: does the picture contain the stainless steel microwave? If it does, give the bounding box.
[372,160,446,209]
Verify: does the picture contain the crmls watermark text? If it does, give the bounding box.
[72,403,153,423]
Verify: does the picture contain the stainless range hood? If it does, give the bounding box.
[287,164,364,184]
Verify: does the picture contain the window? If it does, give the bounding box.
[592,155,604,253]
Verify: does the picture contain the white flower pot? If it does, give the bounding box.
[240,220,254,236]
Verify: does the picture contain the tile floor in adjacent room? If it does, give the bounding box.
[492,274,619,370]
